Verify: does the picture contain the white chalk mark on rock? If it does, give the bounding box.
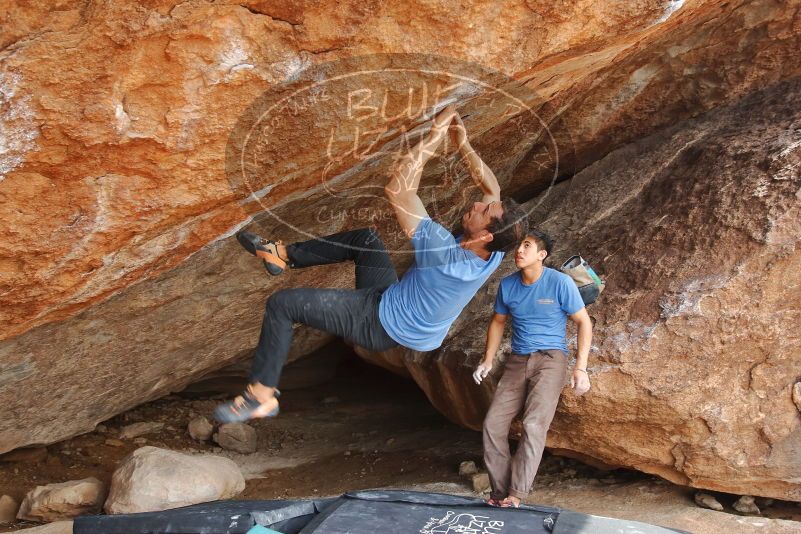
[0,71,39,182]
[656,0,686,23]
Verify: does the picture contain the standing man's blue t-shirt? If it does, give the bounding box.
[494,268,584,354]
[379,217,504,351]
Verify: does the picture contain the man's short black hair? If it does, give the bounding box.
[526,229,554,260]
[487,198,529,253]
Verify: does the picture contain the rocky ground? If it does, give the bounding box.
[1,355,800,533]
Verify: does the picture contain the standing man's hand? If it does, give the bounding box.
[570,368,591,396]
[569,308,593,397]
[473,360,493,385]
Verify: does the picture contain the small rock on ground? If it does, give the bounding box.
[188,416,214,441]
[213,423,257,454]
[694,492,724,511]
[0,495,19,525]
[459,460,478,478]
[120,422,164,439]
[472,472,490,494]
[17,477,105,522]
[733,495,760,515]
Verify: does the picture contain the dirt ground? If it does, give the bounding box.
[2,355,800,533]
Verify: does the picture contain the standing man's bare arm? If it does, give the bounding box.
[450,114,501,203]
[569,308,593,396]
[385,105,458,237]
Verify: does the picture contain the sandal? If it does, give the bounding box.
[486,497,518,508]
[236,231,287,276]
[213,388,281,424]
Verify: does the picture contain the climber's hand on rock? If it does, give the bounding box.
[432,104,457,128]
[449,117,468,148]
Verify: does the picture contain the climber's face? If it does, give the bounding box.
[461,200,503,238]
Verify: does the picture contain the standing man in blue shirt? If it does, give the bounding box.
[215,105,529,423]
[474,230,593,508]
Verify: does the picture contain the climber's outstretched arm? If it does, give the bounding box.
[450,115,501,204]
[384,104,457,237]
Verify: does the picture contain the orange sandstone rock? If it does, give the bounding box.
[1,0,800,503]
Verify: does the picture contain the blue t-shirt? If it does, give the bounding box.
[494,267,584,354]
[379,217,504,351]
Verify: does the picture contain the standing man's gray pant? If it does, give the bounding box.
[483,350,568,500]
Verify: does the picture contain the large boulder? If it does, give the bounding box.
[376,77,801,501]
[1,0,800,455]
[104,446,245,514]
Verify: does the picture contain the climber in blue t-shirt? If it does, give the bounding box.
[215,105,529,423]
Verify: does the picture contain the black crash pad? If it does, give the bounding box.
[74,489,688,534]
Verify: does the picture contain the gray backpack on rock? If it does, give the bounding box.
[560,255,605,305]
